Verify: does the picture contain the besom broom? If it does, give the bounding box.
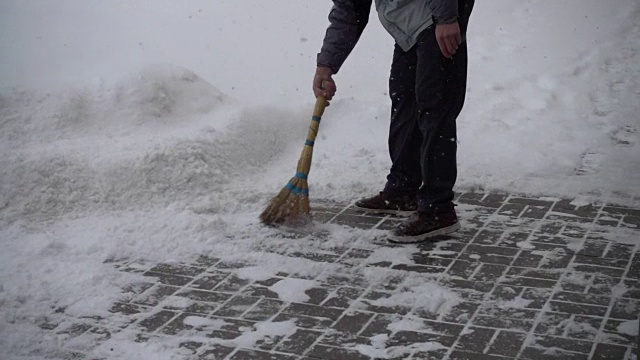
[260,96,327,226]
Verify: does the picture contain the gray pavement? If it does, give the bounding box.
[45,192,639,359]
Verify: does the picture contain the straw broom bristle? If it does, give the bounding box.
[260,177,311,226]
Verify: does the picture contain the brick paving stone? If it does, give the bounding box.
[567,316,604,340]
[472,307,538,332]
[519,346,589,360]
[499,276,557,289]
[454,326,496,353]
[604,243,636,261]
[441,302,481,324]
[241,285,281,300]
[228,349,298,360]
[274,303,344,330]
[459,192,508,208]
[411,252,454,267]
[215,295,262,318]
[602,320,638,347]
[190,271,230,291]
[192,255,220,268]
[133,284,180,307]
[376,218,405,231]
[471,229,505,246]
[323,287,366,308]
[178,340,202,355]
[56,322,94,338]
[492,284,523,300]
[182,300,221,315]
[331,311,375,335]
[109,302,149,316]
[198,344,236,359]
[449,350,514,359]
[174,289,231,305]
[441,279,493,302]
[471,264,508,282]
[576,240,609,258]
[552,291,611,307]
[512,251,544,268]
[358,290,413,315]
[560,273,592,293]
[43,191,640,360]
[289,251,340,263]
[586,275,623,296]
[137,310,177,332]
[243,298,286,321]
[318,331,371,348]
[609,298,640,320]
[498,202,527,217]
[506,267,563,280]
[458,251,513,266]
[548,301,608,317]
[573,264,625,278]
[591,343,632,360]
[333,213,381,230]
[617,279,640,299]
[629,253,640,280]
[387,329,457,348]
[339,248,375,267]
[552,199,602,219]
[391,263,446,274]
[306,344,372,360]
[281,302,341,318]
[161,312,203,335]
[119,281,155,302]
[324,274,369,289]
[214,274,251,292]
[575,254,630,269]
[487,330,528,358]
[148,263,204,277]
[521,288,553,309]
[360,313,397,337]
[534,312,573,336]
[412,348,449,360]
[531,334,593,354]
[448,260,482,280]
[142,271,193,287]
[522,205,553,220]
[275,328,323,355]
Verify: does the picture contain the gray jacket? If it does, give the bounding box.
[317,0,459,73]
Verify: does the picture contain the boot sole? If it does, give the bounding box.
[388,222,461,244]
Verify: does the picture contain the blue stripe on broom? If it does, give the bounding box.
[285,182,309,195]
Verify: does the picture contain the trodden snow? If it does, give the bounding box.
[1,0,639,359]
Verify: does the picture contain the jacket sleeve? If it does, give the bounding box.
[316,0,373,74]
[426,0,458,24]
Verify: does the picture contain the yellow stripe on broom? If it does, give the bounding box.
[260,96,327,226]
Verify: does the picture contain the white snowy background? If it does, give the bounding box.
[1,0,639,359]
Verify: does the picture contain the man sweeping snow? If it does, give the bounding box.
[313,0,475,243]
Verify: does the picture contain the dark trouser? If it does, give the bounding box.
[383,0,474,214]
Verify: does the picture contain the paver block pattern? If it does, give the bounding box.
[45,192,639,359]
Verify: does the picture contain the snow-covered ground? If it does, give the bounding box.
[1,0,639,359]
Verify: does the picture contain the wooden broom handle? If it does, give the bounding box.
[306,96,327,144]
[314,96,327,119]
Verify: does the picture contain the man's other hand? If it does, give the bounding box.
[435,22,462,59]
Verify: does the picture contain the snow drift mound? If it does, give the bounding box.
[0,65,306,224]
